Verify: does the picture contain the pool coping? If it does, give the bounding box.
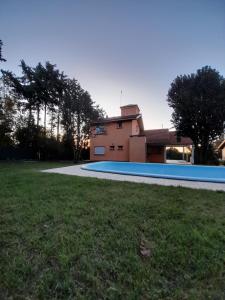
[42,164,225,192]
[81,162,225,184]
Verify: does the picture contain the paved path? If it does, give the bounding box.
[42,164,225,191]
[166,160,190,164]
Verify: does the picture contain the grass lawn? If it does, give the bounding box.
[0,162,225,299]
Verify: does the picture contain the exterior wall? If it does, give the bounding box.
[121,105,140,116]
[131,119,140,135]
[90,121,133,161]
[129,136,146,162]
[222,148,225,160]
[146,145,165,163]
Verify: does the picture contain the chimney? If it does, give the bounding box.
[120,104,140,116]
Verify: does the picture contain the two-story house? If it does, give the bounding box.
[90,104,192,163]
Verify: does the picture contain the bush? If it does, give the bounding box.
[166,147,183,160]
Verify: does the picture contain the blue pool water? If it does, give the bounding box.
[82,161,225,183]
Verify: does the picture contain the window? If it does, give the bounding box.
[96,125,105,134]
[94,146,105,155]
[118,145,123,150]
[109,145,115,151]
[116,121,123,129]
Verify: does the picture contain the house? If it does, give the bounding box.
[218,140,225,160]
[90,104,193,163]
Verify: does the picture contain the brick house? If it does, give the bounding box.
[90,104,192,163]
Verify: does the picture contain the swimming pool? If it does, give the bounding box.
[82,161,225,183]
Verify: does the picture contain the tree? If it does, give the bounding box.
[61,79,105,161]
[0,40,6,62]
[2,60,66,131]
[0,95,16,146]
[167,66,225,164]
[166,147,182,160]
[1,59,104,161]
[35,62,66,134]
[1,67,36,127]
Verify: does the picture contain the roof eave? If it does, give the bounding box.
[91,114,141,125]
[218,140,225,150]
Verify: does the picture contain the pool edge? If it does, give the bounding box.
[81,162,225,184]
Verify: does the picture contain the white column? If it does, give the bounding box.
[164,146,166,163]
[182,146,185,160]
[190,145,195,164]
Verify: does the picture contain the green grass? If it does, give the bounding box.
[0,162,225,299]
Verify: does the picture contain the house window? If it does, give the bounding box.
[118,145,123,150]
[94,146,105,155]
[109,145,115,151]
[116,121,123,129]
[96,125,105,134]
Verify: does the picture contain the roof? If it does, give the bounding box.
[145,129,193,146]
[168,131,193,146]
[120,104,139,108]
[145,129,169,144]
[91,114,141,125]
[218,140,225,150]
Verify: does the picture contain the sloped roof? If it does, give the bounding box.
[145,129,170,144]
[145,129,193,146]
[120,104,139,108]
[91,114,141,125]
[168,131,193,146]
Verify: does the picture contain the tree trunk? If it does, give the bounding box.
[37,105,40,127]
[28,106,32,127]
[57,110,60,141]
[194,144,208,165]
[50,110,54,138]
[194,145,201,164]
[36,105,41,161]
[76,113,81,161]
[44,104,47,135]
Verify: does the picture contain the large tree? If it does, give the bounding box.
[2,60,66,131]
[2,64,37,127]
[61,78,105,160]
[1,61,66,159]
[0,95,16,146]
[1,60,104,160]
[167,66,225,164]
[33,61,66,134]
[0,40,6,62]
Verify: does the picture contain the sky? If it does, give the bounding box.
[1,0,225,129]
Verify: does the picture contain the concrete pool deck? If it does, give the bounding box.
[42,164,225,191]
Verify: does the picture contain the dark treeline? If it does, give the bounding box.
[0,60,105,161]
